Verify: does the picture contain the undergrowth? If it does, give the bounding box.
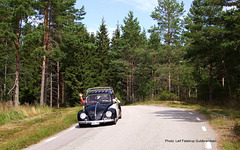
[0,101,81,150]
[0,102,52,125]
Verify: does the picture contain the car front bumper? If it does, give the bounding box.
[79,119,115,125]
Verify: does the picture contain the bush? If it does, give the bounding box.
[156,91,179,101]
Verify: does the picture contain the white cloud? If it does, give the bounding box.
[115,0,158,12]
[86,26,116,40]
[223,6,237,11]
[107,26,118,40]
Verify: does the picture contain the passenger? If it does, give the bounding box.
[79,93,85,104]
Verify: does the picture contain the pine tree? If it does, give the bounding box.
[37,0,85,106]
[121,11,143,103]
[151,0,185,92]
[220,0,240,101]
[185,0,223,102]
[147,29,162,99]
[0,0,36,107]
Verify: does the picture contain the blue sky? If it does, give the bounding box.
[75,0,194,38]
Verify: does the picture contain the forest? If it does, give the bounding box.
[0,0,239,108]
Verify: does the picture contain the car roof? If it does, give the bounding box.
[86,87,114,95]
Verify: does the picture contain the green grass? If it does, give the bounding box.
[132,100,240,150]
[0,104,52,125]
[0,106,81,150]
[222,139,240,150]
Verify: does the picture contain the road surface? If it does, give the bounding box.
[25,105,217,150]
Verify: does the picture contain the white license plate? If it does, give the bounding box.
[91,121,100,125]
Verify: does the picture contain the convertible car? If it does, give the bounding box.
[77,87,121,127]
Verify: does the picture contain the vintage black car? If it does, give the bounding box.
[77,87,121,127]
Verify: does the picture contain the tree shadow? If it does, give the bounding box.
[153,109,207,123]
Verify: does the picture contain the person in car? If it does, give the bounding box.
[79,92,120,104]
[79,93,85,104]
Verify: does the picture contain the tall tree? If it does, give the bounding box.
[121,11,144,103]
[151,0,185,92]
[109,23,125,100]
[147,28,162,99]
[185,0,223,102]
[96,18,110,86]
[39,0,85,106]
[40,0,49,106]
[0,0,36,107]
[220,0,240,102]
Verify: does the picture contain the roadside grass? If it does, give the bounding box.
[0,101,52,125]
[0,104,81,150]
[132,100,240,150]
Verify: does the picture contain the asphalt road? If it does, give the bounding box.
[25,105,217,150]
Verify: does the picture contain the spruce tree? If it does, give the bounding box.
[96,18,110,86]
[109,23,125,99]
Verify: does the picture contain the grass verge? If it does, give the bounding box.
[0,106,81,150]
[132,100,240,150]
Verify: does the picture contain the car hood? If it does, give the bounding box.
[85,103,112,120]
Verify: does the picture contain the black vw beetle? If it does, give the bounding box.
[77,87,121,127]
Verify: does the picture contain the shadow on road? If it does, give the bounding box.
[153,109,206,122]
[75,123,116,129]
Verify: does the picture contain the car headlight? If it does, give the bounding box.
[80,113,87,120]
[106,111,112,118]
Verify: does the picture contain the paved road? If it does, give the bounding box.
[25,105,217,150]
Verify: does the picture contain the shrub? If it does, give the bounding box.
[156,91,179,101]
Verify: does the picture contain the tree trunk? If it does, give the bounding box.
[4,41,7,100]
[167,7,171,93]
[40,56,46,106]
[57,61,60,108]
[50,72,52,107]
[131,54,134,103]
[222,60,232,101]
[209,63,213,103]
[40,1,49,106]
[61,76,65,105]
[14,69,19,108]
[168,54,171,93]
[188,87,191,98]
[4,65,7,100]
[152,69,154,100]
[14,19,21,108]
[44,57,49,104]
[3,101,6,112]
[126,72,129,102]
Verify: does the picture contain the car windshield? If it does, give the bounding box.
[85,93,112,105]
